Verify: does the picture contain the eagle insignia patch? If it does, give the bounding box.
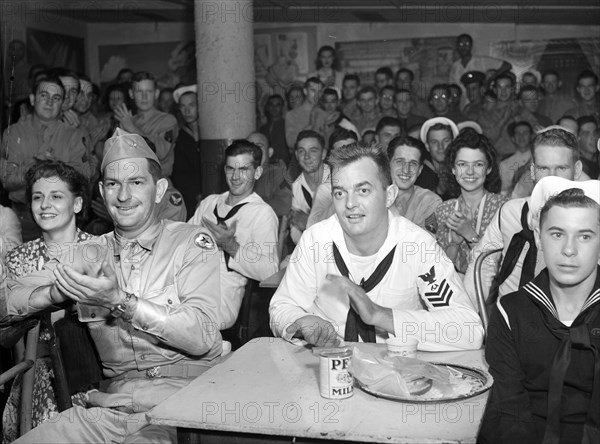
[194,232,215,250]
[169,193,183,206]
[419,265,436,285]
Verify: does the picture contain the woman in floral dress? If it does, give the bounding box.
[2,160,93,443]
[435,128,508,274]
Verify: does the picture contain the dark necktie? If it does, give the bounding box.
[213,203,248,267]
[542,303,600,444]
[332,242,396,343]
[489,202,537,304]
[301,186,313,209]
[213,203,248,227]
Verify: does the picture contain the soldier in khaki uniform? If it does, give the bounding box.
[87,71,186,230]
[0,74,92,241]
[114,71,178,178]
[6,128,222,443]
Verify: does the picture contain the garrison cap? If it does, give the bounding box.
[101,128,159,170]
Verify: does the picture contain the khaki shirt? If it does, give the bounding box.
[0,115,92,203]
[6,220,222,378]
[133,109,178,177]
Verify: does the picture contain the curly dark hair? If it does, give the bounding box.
[25,160,90,222]
[446,128,501,194]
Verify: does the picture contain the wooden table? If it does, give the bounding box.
[149,338,490,443]
[259,268,286,288]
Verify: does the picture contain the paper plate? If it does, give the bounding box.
[356,363,493,403]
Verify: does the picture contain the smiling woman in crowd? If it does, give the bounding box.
[434,128,508,273]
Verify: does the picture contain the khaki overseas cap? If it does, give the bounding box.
[101,128,159,170]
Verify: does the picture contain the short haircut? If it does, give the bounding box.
[576,69,599,86]
[225,139,263,168]
[295,130,325,151]
[304,77,324,89]
[104,83,130,108]
[159,87,174,96]
[518,84,539,99]
[447,128,501,193]
[342,74,360,86]
[457,34,473,45]
[358,86,377,99]
[33,74,65,98]
[285,84,304,103]
[387,136,428,165]
[147,159,163,182]
[495,72,516,87]
[329,126,358,148]
[326,143,392,188]
[376,116,402,134]
[508,120,533,138]
[118,68,133,77]
[322,87,339,99]
[395,68,414,83]
[47,67,79,84]
[375,67,394,80]
[448,84,462,98]
[264,94,284,115]
[426,123,453,140]
[77,73,92,84]
[379,85,396,97]
[26,160,89,220]
[557,115,577,125]
[577,115,598,131]
[539,188,600,228]
[429,84,450,100]
[532,127,579,162]
[394,88,412,98]
[132,71,156,86]
[542,69,560,82]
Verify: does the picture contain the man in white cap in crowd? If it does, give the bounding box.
[171,84,203,216]
[6,128,222,443]
[418,116,460,199]
[480,176,600,444]
[464,126,588,306]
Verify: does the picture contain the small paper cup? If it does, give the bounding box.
[386,337,418,358]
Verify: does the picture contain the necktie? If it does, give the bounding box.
[213,203,248,268]
[332,242,396,343]
[489,202,536,304]
[301,186,313,209]
[542,303,600,444]
[213,203,248,227]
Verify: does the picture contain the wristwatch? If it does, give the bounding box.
[110,292,136,318]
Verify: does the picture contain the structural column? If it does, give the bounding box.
[195,0,256,196]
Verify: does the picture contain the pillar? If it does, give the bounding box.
[195,0,256,196]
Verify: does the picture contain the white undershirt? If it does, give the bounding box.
[347,252,378,284]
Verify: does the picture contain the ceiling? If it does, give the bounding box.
[14,0,600,25]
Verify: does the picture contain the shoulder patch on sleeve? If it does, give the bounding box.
[194,232,216,251]
[169,193,183,206]
[165,129,174,143]
[422,266,454,308]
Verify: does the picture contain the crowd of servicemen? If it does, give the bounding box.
[0,32,599,443]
